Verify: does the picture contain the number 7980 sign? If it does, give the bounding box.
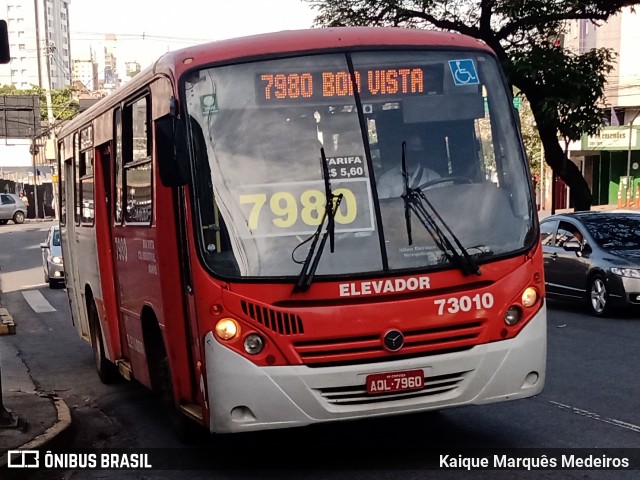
[236,179,374,238]
[240,188,356,231]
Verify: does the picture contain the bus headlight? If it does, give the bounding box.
[504,306,522,326]
[51,256,63,264]
[215,318,239,340]
[521,287,538,307]
[243,334,264,355]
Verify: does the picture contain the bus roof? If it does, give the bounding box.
[159,27,492,70]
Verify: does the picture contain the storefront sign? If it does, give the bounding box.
[583,126,638,150]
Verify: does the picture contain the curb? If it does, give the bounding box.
[0,308,16,336]
[0,395,72,469]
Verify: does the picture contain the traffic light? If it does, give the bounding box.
[0,20,9,64]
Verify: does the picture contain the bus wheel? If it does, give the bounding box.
[89,302,120,384]
[150,338,202,442]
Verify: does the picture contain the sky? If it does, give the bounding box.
[69,0,319,72]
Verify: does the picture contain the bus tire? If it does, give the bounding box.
[148,334,201,442]
[89,302,120,384]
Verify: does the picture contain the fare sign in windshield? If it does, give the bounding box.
[255,64,444,103]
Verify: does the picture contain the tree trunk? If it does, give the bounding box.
[526,93,592,211]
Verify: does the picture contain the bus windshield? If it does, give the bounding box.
[184,50,535,279]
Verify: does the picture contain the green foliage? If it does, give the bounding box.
[509,45,614,142]
[517,94,542,173]
[0,84,79,121]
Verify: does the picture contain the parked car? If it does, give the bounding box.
[40,225,64,288]
[540,211,640,316]
[0,192,27,224]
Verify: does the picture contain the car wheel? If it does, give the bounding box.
[588,274,610,317]
[13,211,25,224]
[89,302,120,384]
[0,219,8,225]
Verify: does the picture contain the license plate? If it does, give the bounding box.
[366,369,424,395]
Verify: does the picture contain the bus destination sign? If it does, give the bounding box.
[256,64,443,103]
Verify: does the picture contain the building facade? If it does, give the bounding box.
[72,56,98,91]
[0,0,72,90]
[565,7,640,208]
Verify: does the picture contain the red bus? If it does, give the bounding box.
[58,27,546,434]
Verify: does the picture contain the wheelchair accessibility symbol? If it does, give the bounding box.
[449,59,479,86]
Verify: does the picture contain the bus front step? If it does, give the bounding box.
[116,359,133,380]
[179,404,203,421]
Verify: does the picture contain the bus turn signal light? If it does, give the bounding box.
[521,287,538,308]
[215,318,239,340]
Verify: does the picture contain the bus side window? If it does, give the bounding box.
[190,118,237,274]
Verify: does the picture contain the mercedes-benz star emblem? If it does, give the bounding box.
[383,329,404,352]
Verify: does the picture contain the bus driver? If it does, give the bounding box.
[376,134,440,198]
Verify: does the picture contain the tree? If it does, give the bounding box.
[0,84,79,122]
[307,0,638,211]
[518,95,542,176]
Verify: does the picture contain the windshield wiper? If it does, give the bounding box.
[400,141,480,276]
[292,148,343,292]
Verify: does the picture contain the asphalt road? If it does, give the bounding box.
[1,220,639,479]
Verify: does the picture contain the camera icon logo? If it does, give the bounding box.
[7,450,40,468]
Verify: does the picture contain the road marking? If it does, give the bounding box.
[550,400,640,433]
[22,290,57,313]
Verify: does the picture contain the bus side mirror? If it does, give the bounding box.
[0,20,10,64]
[156,113,189,187]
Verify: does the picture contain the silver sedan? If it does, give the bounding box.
[40,225,64,288]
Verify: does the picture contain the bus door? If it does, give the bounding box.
[110,99,157,387]
[111,107,133,367]
[94,142,123,361]
[64,155,90,340]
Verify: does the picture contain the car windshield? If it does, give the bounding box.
[581,214,640,250]
[52,229,61,246]
[184,50,534,279]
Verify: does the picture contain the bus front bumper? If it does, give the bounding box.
[204,305,546,433]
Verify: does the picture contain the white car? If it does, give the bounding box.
[40,225,64,288]
[0,192,27,224]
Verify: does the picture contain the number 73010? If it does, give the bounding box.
[434,293,494,315]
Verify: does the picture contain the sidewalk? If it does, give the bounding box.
[0,308,72,468]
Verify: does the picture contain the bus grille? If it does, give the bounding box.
[316,371,467,406]
[241,301,304,335]
[293,321,484,366]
